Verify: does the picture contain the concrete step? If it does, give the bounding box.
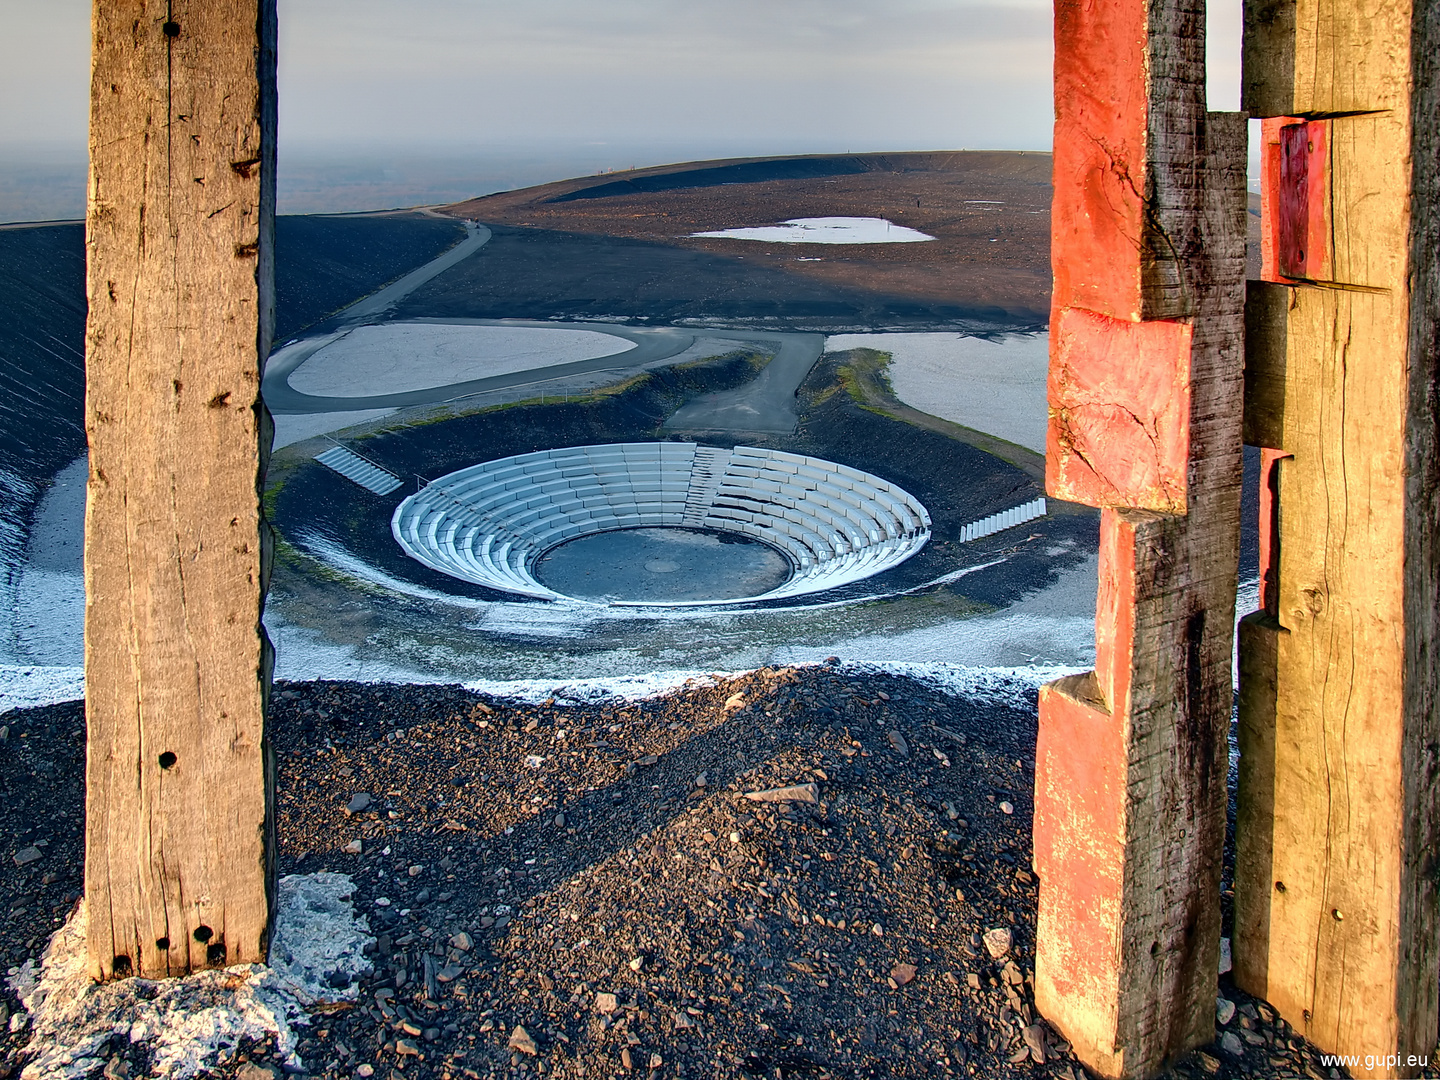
[315,445,403,495]
[682,446,731,526]
[959,497,1047,542]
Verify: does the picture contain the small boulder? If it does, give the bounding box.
[982,927,1012,959]
[508,1025,538,1056]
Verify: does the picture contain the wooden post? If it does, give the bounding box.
[84,1,278,980]
[1233,0,1440,1067]
[1031,0,1248,1070]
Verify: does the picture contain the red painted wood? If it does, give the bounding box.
[1261,117,1332,283]
[1051,0,1150,321]
[1034,671,1128,1065]
[1277,120,1331,280]
[1092,509,1137,708]
[1260,118,1289,282]
[1046,306,1193,513]
[1035,509,1139,1064]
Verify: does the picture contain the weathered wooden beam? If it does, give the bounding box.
[1233,0,1439,1067]
[1034,0,1248,1068]
[84,0,278,980]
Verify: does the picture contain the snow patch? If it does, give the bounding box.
[8,874,372,1080]
[691,217,934,245]
[837,661,1081,709]
[0,664,84,716]
[265,874,374,1006]
[463,669,727,705]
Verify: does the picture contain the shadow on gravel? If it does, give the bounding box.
[0,667,1354,1080]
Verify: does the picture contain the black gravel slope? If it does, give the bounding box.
[0,668,1376,1080]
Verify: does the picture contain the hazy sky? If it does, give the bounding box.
[0,0,1241,217]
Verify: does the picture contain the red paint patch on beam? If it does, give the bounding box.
[1277,120,1331,281]
[1034,670,1127,1072]
[1051,0,1150,321]
[1047,307,1193,513]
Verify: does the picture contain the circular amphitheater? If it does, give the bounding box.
[391,442,931,605]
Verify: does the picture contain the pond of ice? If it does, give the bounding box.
[690,217,935,245]
[288,324,637,398]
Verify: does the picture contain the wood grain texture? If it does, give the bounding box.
[1050,0,1207,323]
[1235,286,1422,1063]
[1234,0,1438,1065]
[84,0,277,981]
[1327,112,1410,291]
[1233,611,1283,997]
[1399,0,1440,1046]
[1036,113,1248,1078]
[1243,0,1412,116]
[1242,281,1290,446]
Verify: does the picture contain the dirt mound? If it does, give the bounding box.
[1,666,1346,1080]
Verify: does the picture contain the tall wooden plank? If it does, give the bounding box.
[84,0,278,980]
[1035,0,1248,1061]
[1233,0,1440,1067]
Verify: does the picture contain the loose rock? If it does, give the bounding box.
[743,783,819,804]
[983,927,1013,959]
[888,962,917,987]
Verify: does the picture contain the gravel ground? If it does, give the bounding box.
[0,667,1406,1080]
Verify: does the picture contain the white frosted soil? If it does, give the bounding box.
[827,332,1050,454]
[773,553,1098,671]
[9,874,372,1080]
[691,217,935,245]
[287,324,637,398]
[3,456,85,672]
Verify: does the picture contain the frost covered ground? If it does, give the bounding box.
[7,874,372,1080]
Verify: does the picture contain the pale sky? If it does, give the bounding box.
[0,0,1241,217]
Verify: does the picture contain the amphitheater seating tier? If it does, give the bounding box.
[391,443,931,603]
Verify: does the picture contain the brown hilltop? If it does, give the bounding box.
[438,150,1053,327]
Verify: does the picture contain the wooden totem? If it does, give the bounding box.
[1233,0,1440,1069]
[1031,0,1248,1071]
[84,1,278,979]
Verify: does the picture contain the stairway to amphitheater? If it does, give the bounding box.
[390,442,931,604]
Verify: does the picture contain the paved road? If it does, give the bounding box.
[332,221,492,327]
[662,331,825,434]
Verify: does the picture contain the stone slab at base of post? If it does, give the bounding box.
[84,0,278,980]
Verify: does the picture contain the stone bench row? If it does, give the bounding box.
[391,442,931,603]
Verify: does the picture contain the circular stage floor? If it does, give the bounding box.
[534,527,791,603]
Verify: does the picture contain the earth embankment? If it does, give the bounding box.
[435,150,1053,331]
